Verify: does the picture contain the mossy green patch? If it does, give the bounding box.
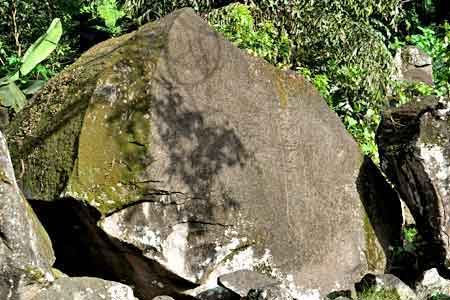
[363,212,386,272]
[6,16,169,215]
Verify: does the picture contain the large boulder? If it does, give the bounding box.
[377,96,450,269]
[6,8,401,298]
[0,130,55,298]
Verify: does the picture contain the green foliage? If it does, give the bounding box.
[431,293,450,300]
[392,225,419,261]
[207,4,292,68]
[14,18,62,77]
[122,0,224,25]
[0,18,62,112]
[407,23,450,95]
[0,0,79,74]
[403,226,418,244]
[81,0,126,35]
[204,1,406,160]
[358,286,401,300]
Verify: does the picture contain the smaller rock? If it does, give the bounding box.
[245,286,292,300]
[218,270,279,297]
[27,277,138,300]
[0,130,55,296]
[326,290,352,299]
[393,46,433,85]
[356,274,417,300]
[152,295,175,300]
[194,286,239,300]
[416,268,450,299]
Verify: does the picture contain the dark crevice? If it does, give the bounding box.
[0,230,11,251]
[29,198,198,300]
[176,220,234,227]
[128,140,146,147]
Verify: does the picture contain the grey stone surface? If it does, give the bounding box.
[192,286,239,300]
[218,270,279,297]
[152,296,175,300]
[245,285,293,300]
[6,8,401,298]
[377,96,450,267]
[27,277,137,300]
[0,130,55,298]
[416,268,450,299]
[393,46,433,85]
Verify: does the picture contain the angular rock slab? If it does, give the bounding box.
[416,268,450,299]
[26,277,137,300]
[7,8,401,297]
[393,46,433,85]
[0,131,55,298]
[218,270,279,297]
[377,96,450,267]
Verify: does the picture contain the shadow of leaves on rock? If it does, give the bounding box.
[152,76,249,199]
[104,11,248,221]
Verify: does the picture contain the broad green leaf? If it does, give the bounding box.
[20,18,62,76]
[0,76,9,86]
[0,82,27,112]
[22,80,45,95]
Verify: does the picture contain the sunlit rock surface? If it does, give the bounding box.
[6,8,402,297]
[0,131,55,299]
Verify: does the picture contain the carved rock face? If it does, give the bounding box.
[378,96,450,269]
[6,8,401,298]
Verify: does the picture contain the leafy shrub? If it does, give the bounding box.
[207,4,292,68]
[431,293,450,300]
[205,1,406,161]
[81,0,126,35]
[407,23,450,96]
[358,286,401,300]
[0,0,79,79]
[0,18,62,112]
[122,0,231,26]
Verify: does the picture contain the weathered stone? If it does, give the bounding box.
[25,277,137,300]
[0,130,55,298]
[393,46,433,85]
[152,296,175,300]
[416,268,450,299]
[377,96,450,268]
[245,286,293,300]
[0,106,9,130]
[191,286,239,300]
[218,270,279,297]
[6,8,401,298]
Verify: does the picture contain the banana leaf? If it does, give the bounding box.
[18,18,62,77]
[0,82,27,112]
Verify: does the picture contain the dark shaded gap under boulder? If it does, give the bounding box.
[356,157,419,285]
[29,198,198,300]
